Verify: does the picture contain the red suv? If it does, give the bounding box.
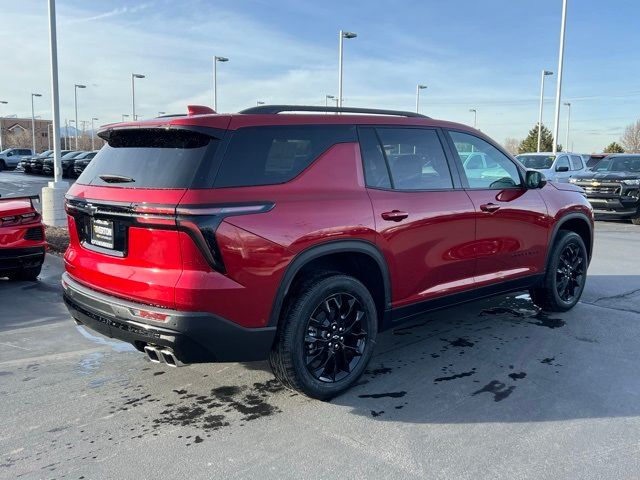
[62,105,593,399]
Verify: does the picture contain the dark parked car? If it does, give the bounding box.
[72,151,98,177]
[0,194,46,280]
[21,150,53,173]
[62,104,594,399]
[571,153,640,224]
[42,151,84,176]
[30,150,72,174]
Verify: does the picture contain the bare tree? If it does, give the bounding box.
[621,119,640,153]
[502,137,521,155]
[4,129,32,149]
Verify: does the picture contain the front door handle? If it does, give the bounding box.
[480,203,501,213]
[381,210,409,222]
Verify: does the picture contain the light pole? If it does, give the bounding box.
[131,73,145,120]
[325,95,335,107]
[213,56,229,111]
[416,84,427,113]
[74,83,86,149]
[0,100,7,152]
[91,117,98,150]
[42,0,67,227]
[537,70,554,152]
[31,93,42,154]
[48,123,53,150]
[469,108,477,129]
[563,102,571,151]
[338,30,357,108]
[69,119,75,147]
[122,114,129,122]
[552,0,568,155]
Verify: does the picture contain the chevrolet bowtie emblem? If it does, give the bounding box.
[591,181,601,186]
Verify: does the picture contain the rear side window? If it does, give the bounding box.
[570,155,583,170]
[214,125,356,188]
[77,129,220,188]
[358,127,391,188]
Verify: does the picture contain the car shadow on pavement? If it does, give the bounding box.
[328,275,640,424]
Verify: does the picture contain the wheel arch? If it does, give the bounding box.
[548,212,593,265]
[269,240,392,329]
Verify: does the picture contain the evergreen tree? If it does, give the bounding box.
[603,142,624,153]
[518,124,561,153]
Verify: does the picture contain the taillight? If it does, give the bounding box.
[0,212,40,226]
[175,203,274,274]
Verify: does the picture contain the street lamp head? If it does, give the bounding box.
[326,95,335,99]
[342,31,357,39]
[544,70,554,76]
[92,117,99,120]
[563,102,571,106]
[132,73,145,79]
[417,84,427,90]
[469,108,477,113]
[75,84,86,89]
[257,101,265,105]
[32,93,42,98]
[215,56,229,63]
[0,101,7,104]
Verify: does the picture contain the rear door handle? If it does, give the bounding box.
[381,210,409,222]
[480,203,500,213]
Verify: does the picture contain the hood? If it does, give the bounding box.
[573,171,640,181]
[549,182,584,193]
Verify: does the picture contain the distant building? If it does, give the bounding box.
[0,118,52,153]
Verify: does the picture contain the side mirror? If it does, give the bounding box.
[556,165,569,172]
[6,152,12,157]
[526,170,546,189]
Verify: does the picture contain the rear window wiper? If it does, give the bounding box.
[99,174,135,183]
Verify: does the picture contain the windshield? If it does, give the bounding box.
[516,155,555,169]
[593,156,640,173]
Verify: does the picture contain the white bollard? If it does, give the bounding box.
[41,181,69,227]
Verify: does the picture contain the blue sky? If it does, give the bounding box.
[1,0,639,152]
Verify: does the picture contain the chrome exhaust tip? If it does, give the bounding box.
[159,348,183,367]
[144,345,161,364]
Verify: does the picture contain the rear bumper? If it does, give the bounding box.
[0,246,45,271]
[61,272,276,363]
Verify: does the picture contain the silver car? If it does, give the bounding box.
[515,152,587,183]
[0,148,33,171]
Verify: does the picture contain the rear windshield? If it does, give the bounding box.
[214,125,356,188]
[77,129,220,188]
[516,155,555,169]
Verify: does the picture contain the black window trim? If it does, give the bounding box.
[357,125,463,193]
[443,128,526,191]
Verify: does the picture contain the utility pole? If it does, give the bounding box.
[552,0,568,155]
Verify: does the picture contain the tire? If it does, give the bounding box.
[0,160,5,171]
[631,216,640,226]
[269,272,378,400]
[8,264,42,281]
[530,230,587,312]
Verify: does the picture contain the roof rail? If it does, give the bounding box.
[239,105,429,118]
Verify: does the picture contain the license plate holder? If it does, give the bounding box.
[90,218,115,249]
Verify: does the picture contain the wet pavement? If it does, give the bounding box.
[1,172,640,479]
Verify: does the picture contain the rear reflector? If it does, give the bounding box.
[130,308,169,322]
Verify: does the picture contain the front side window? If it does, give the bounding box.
[215,125,355,188]
[375,128,453,190]
[449,131,522,189]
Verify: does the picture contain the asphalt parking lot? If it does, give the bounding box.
[1,171,640,479]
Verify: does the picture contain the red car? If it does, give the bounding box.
[0,195,46,280]
[62,105,593,399]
